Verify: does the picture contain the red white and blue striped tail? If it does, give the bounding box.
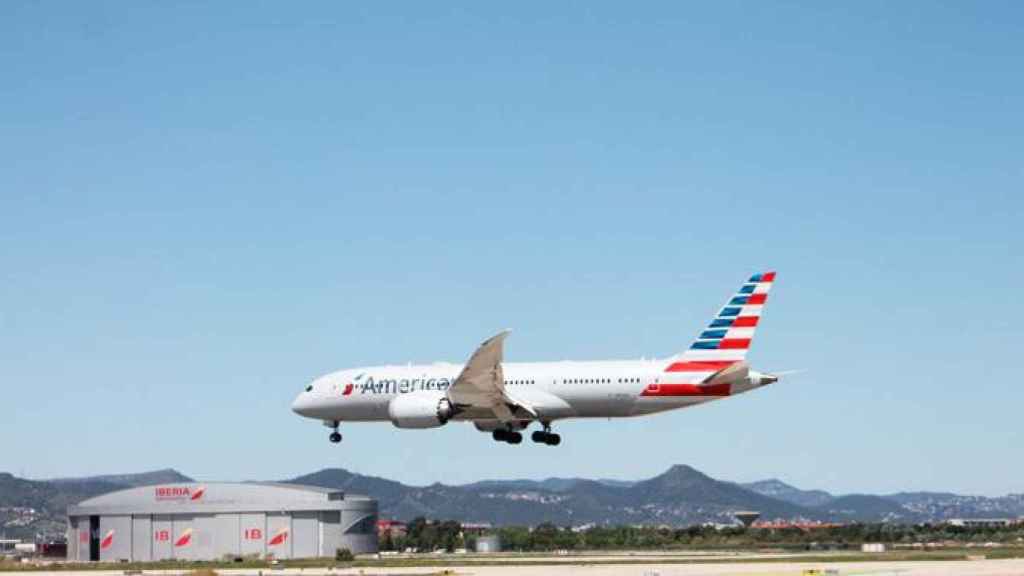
[669,271,776,368]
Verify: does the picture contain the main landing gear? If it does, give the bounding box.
[492,423,561,446]
[532,423,561,446]
[492,429,522,444]
[327,421,342,444]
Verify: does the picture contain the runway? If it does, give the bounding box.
[5,557,1024,576]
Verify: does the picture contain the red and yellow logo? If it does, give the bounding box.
[154,485,206,501]
[99,530,115,550]
[175,528,193,548]
[268,528,289,546]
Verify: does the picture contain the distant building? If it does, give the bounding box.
[377,520,407,539]
[753,520,845,530]
[67,482,377,561]
[0,539,20,555]
[461,522,493,535]
[946,518,1013,528]
[862,543,886,553]
[734,511,761,528]
[475,534,501,553]
[37,541,67,558]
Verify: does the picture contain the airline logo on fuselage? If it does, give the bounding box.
[352,375,454,396]
[343,373,363,396]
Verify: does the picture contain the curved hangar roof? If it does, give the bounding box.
[68,483,373,516]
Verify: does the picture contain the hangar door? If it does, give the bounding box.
[171,515,195,560]
[239,513,265,557]
[292,512,318,559]
[152,515,173,560]
[89,516,99,561]
[132,516,151,561]
[99,515,131,562]
[266,513,292,559]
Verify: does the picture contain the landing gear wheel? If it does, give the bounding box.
[532,423,561,446]
[327,420,342,444]
[493,429,522,444]
[531,431,562,445]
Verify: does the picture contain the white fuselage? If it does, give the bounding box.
[291,359,769,428]
[291,271,779,439]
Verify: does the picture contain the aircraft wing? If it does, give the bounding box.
[447,330,535,423]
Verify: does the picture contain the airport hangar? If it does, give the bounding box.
[67,482,377,562]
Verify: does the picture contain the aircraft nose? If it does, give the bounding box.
[291,393,315,417]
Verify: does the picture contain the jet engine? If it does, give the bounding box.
[388,390,455,429]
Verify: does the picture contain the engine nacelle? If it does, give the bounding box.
[388,390,454,429]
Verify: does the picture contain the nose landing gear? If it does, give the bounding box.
[326,421,342,444]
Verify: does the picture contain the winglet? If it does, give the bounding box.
[486,329,512,346]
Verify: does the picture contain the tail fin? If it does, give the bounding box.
[672,271,776,365]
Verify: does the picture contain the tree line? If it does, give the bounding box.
[382,518,1024,553]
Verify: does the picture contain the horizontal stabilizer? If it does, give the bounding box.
[701,361,749,386]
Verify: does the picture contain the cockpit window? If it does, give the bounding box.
[305,385,313,392]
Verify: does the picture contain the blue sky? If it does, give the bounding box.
[1,2,1021,497]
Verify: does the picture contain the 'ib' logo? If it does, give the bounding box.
[342,373,365,396]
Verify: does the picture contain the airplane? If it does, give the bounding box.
[291,272,780,446]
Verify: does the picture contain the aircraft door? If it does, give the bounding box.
[88,516,100,561]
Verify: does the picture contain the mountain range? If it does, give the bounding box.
[0,469,193,539]
[2,466,1021,540]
